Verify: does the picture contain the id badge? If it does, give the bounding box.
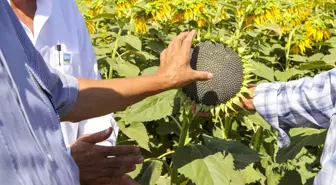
[62,53,72,64]
[61,52,81,77]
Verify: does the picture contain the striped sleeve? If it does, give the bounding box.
[253,69,336,147]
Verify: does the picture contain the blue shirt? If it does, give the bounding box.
[0,0,80,184]
[254,69,336,185]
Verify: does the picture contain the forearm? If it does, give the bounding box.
[61,31,213,122]
[242,69,336,147]
[253,74,335,129]
[62,74,170,122]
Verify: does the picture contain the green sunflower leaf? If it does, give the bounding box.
[120,35,142,51]
[135,160,163,185]
[202,135,261,169]
[115,89,178,123]
[274,68,307,82]
[107,58,140,77]
[250,60,274,81]
[241,164,266,184]
[173,145,244,185]
[118,122,150,151]
[276,128,327,163]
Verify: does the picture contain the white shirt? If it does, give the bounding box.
[12,0,119,149]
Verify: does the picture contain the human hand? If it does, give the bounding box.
[156,31,213,89]
[71,127,143,185]
[240,84,256,111]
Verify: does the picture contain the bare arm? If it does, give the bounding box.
[63,74,171,122]
[62,31,213,122]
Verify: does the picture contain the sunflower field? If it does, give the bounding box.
[76,0,336,184]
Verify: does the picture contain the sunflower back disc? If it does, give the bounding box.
[182,41,244,106]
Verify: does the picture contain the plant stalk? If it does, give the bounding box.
[108,27,123,79]
[171,113,192,185]
[158,151,175,160]
[219,118,226,139]
[169,115,182,130]
[224,116,233,139]
[253,126,264,152]
[285,27,297,71]
[177,117,191,147]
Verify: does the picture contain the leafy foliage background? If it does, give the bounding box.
[76,0,336,184]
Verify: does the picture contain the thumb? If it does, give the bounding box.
[80,127,113,144]
[192,71,213,81]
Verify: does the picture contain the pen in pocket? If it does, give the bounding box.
[56,45,61,66]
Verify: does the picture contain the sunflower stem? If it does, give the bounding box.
[109,27,123,79]
[286,27,297,71]
[169,115,182,130]
[253,126,264,152]
[224,116,233,139]
[171,111,193,185]
[158,151,175,160]
[178,115,191,147]
[219,117,226,139]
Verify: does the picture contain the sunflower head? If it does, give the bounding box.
[171,11,185,23]
[306,18,331,42]
[115,0,136,17]
[116,0,136,11]
[252,2,279,26]
[197,18,208,28]
[286,27,313,54]
[290,38,313,54]
[133,14,150,33]
[148,0,172,22]
[182,41,253,119]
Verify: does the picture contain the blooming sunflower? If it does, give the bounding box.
[133,14,150,33]
[79,0,104,34]
[183,3,206,21]
[306,20,331,42]
[86,21,96,34]
[290,39,313,54]
[287,29,313,54]
[197,17,208,28]
[148,0,172,22]
[171,11,185,24]
[116,0,136,17]
[252,2,280,26]
[116,0,136,11]
[286,3,312,22]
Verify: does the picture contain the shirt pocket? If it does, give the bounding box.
[62,52,81,77]
[49,48,82,77]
